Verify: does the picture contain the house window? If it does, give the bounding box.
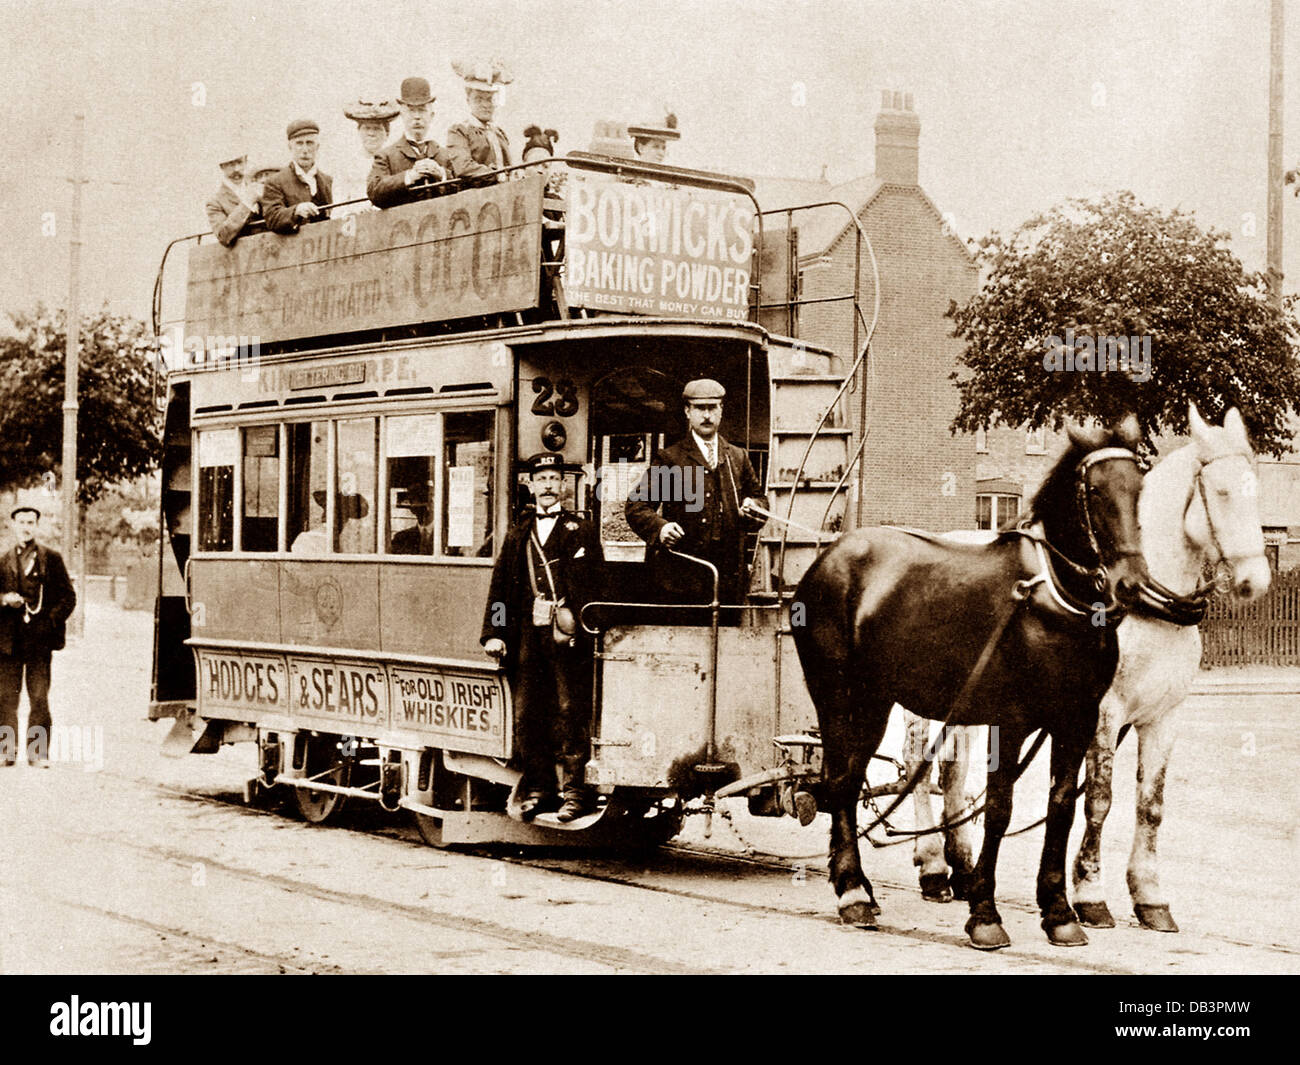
[1025,428,1047,455]
[976,493,1021,531]
[974,428,988,454]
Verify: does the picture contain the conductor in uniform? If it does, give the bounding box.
[481,454,603,822]
[626,379,766,605]
[0,507,77,767]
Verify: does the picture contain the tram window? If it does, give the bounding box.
[386,414,439,555]
[242,426,280,552]
[442,411,494,558]
[196,428,236,552]
[287,421,329,555]
[336,418,378,554]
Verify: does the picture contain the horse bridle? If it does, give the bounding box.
[1012,446,1142,612]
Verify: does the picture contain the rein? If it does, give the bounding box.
[1129,449,1252,627]
[861,445,1139,838]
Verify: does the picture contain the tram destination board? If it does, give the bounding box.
[194,648,509,758]
[185,173,544,345]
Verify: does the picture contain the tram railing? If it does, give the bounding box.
[754,201,881,579]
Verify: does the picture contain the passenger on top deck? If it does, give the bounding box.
[261,120,334,234]
[627,112,680,164]
[446,59,513,179]
[334,96,399,215]
[367,77,455,209]
[205,150,265,247]
[521,126,565,201]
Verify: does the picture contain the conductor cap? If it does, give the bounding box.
[527,452,563,472]
[10,506,40,520]
[286,118,320,141]
[683,378,725,402]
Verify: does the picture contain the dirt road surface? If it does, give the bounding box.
[0,596,1295,974]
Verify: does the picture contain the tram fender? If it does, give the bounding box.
[162,709,223,758]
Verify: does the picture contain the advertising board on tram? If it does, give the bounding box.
[194,649,507,758]
[564,171,755,321]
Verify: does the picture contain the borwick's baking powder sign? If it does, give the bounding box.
[565,173,755,320]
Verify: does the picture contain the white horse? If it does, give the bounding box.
[904,405,1271,919]
[1071,404,1270,931]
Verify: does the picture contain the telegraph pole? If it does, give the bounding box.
[1268,0,1284,308]
[63,113,85,636]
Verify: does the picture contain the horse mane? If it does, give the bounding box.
[1003,435,1090,545]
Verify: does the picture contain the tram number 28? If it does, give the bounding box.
[531,377,579,417]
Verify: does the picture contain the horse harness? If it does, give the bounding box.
[862,446,1141,836]
[1131,446,1254,628]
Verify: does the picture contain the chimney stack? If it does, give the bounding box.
[874,89,919,185]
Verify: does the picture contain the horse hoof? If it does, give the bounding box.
[1074,901,1116,928]
[920,873,953,903]
[966,921,1011,950]
[1045,920,1089,947]
[839,901,879,929]
[838,887,880,928]
[1134,904,1179,933]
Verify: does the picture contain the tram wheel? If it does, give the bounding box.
[291,735,352,824]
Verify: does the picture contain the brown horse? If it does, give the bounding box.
[792,420,1149,949]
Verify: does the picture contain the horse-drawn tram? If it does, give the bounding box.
[150,155,869,848]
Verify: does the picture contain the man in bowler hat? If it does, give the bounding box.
[626,379,766,605]
[368,77,456,208]
[262,119,333,233]
[481,454,603,822]
[0,507,76,767]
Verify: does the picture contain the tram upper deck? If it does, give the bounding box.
[151,156,859,720]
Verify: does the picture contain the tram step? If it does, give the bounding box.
[769,432,851,484]
[770,376,847,430]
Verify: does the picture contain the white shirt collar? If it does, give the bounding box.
[222,176,257,208]
[292,161,318,195]
[536,504,562,517]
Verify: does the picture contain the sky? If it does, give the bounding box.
[1,0,1298,329]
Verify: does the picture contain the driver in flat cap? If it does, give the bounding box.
[626,379,766,605]
[262,119,334,233]
[480,453,604,822]
[1,506,76,767]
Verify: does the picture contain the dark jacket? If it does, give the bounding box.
[261,165,333,233]
[0,543,77,656]
[367,139,455,208]
[480,508,603,680]
[625,435,765,602]
[445,122,512,178]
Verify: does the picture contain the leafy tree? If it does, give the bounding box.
[0,304,160,503]
[948,191,1300,457]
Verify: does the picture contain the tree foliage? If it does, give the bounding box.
[948,191,1300,457]
[0,304,160,503]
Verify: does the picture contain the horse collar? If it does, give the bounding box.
[1013,525,1103,620]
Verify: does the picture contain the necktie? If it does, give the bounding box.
[707,442,716,469]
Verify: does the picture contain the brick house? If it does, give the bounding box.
[754,91,981,531]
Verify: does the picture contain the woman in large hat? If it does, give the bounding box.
[335,96,401,214]
[626,112,679,164]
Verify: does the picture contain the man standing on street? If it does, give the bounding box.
[626,379,766,606]
[481,454,603,822]
[0,507,77,767]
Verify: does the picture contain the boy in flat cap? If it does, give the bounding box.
[626,379,766,605]
[0,507,76,767]
[481,454,603,822]
[262,120,334,233]
[446,60,514,179]
[368,78,456,209]
[205,151,266,246]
